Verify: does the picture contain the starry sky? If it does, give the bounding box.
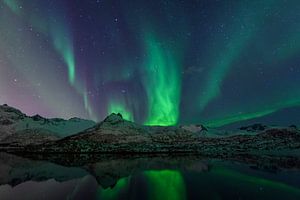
[1,0,300,127]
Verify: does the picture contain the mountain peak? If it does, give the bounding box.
[31,114,45,121]
[0,104,26,118]
[103,113,124,124]
[239,123,267,132]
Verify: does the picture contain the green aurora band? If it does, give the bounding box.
[205,109,278,128]
[3,0,300,126]
[198,31,255,112]
[34,18,96,119]
[3,0,75,85]
[2,0,96,119]
[145,170,186,200]
[197,1,281,112]
[83,90,97,120]
[2,0,20,15]
[29,11,76,86]
[50,25,76,85]
[143,32,181,126]
[205,95,300,127]
[105,28,186,198]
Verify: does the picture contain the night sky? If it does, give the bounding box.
[1,0,300,127]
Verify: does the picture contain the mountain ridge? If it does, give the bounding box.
[0,105,299,160]
[0,104,96,143]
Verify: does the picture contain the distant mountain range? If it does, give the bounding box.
[0,104,299,195]
[0,104,213,147]
[0,104,95,145]
[220,106,300,130]
[0,104,299,163]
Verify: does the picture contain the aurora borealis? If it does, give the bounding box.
[142,31,182,126]
[1,0,300,127]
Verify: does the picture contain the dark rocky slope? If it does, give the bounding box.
[8,114,298,159]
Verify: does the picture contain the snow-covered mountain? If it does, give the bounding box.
[0,104,96,143]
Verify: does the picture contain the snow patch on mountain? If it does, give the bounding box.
[0,104,96,141]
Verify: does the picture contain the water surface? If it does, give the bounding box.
[0,153,299,200]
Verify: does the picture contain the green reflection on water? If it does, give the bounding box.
[212,167,300,195]
[145,170,186,200]
[96,177,128,200]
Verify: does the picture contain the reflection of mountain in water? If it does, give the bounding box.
[0,153,88,187]
[1,153,300,200]
[0,153,209,189]
[1,152,300,190]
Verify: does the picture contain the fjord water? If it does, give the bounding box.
[0,153,299,200]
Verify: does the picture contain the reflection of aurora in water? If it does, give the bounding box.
[95,170,186,200]
[92,166,300,200]
[96,177,129,200]
[0,152,299,199]
[145,170,186,200]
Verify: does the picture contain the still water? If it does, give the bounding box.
[0,153,299,200]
